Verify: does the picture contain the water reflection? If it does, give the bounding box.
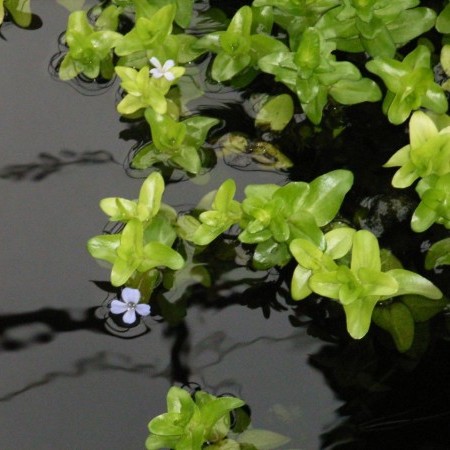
[0,351,157,402]
[0,307,103,352]
[0,149,118,181]
[312,325,450,449]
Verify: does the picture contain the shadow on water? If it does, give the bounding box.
[0,307,104,352]
[0,14,42,37]
[0,149,119,181]
[0,350,158,402]
[310,326,450,449]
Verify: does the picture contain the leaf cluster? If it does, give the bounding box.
[180,169,353,269]
[384,110,450,235]
[290,229,443,340]
[59,6,122,80]
[145,386,291,450]
[145,386,245,449]
[87,172,184,298]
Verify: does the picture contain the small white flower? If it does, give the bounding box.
[149,57,176,81]
[110,287,151,324]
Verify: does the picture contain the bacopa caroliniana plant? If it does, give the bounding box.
[87,172,184,298]
[64,1,449,349]
[59,6,122,80]
[180,170,353,269]
[145,386,291,449]
[289,229,443,340]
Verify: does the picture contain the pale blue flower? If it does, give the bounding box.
[149,57,175,81]
[110,287,151,324]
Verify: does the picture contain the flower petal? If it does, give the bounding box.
[164,72,175,81]
[162,59,175,70]
[121,287,140,304]
[150,57,162,69]
[150,68,163,78]
[136,303,151,317]
[110,299,128,314]
[123,309,137,324]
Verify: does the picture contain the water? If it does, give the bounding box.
[1,2,450,450]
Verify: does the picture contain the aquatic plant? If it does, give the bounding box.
[290,229,443,339]
[182,170,353,269]
[259,26,381,124]
[87,172,184,291]
[56,0,448,347]
[132,110,219,174]
[195,5,287,83]
[145,386,245,449]
[59,6,122,80]
[315,0,436,58]
[145,386,291,449]
[366,46,448,125]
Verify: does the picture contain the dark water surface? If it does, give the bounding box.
[2,3,450,450]
[0,3,340,449]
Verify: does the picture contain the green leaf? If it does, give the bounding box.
[351,230,381,272]
[425,238,450,269]
[388,8,436,45]
[87,234,120,264]
[411,201,438,232]
[212,52,251,82]
[388,269,443,299]
[172,145,202,174]
[255,94,294,131]
[329,78,382,104]
[199,395,245,436]
[324,227,356,259]
[358,268,399,297]
[227,5,252,36]
[184,116,220,147]
[372,301,415,352]
[149,412,186,436]
[290,265,313,300]
[3,0,32,27]
[302,170,354,226]
[175,0,194,28]
[167,386,196,414]
[100,197,137,221]
[58,54,79,80]
[237,429,291,449]
[294,27,321,73]
[401,294,448,322]
[309,270,342,300]
[138,172,165,219]
[437,4,450,34]
[141,242,184,271]
[253,239,292,269]
[145,433,180,450]
[343,296,380,339]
